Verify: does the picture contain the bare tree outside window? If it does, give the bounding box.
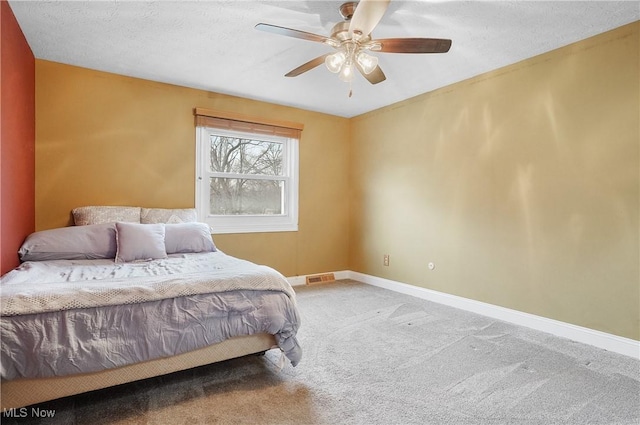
[209,136,285,215]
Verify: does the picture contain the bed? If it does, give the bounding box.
[0,207,301,409]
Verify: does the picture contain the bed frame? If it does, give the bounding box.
[1,333,277,409]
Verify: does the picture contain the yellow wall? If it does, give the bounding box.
[350,22,639,340]
[35,61,350,277]
[35,22,639,340]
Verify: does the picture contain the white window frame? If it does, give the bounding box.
[195,126,299,234]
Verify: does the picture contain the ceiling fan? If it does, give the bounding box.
[255,0,452,90]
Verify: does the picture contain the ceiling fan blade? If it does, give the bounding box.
[285,54,331,77]
[255,23,329,44]
[349,0,390,37]
[355,62,386,85]
[376,38,452,54]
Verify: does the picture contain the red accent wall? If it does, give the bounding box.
[1,0,35,274]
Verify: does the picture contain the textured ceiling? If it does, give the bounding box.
[9,0,640,118]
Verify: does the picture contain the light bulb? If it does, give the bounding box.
[339,61,354,82]
[356,51,378,74]
[325,51,346,73]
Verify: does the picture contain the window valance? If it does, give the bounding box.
[194,108,303,139]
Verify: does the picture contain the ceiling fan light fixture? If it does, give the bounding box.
[356,50,378,74]
[339,61,354,82]
[256,0,450,88]
[325,51,346,73]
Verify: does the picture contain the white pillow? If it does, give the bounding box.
[140,208,198,224]
[165,223,216,254]
[115,222,167,263]
[73,206,141,226]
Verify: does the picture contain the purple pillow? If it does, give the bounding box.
[18,224,117,262]
[165,223,216,254]
[115,222,167,263]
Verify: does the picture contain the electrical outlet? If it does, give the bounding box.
[383,254,390,266]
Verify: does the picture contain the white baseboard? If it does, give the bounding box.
[347,271,639,360]
[287,276,306,287]
[289,270,639,359]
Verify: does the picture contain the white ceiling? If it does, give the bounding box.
[9,0,640,118]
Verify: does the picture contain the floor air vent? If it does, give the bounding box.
[306,273,335,285]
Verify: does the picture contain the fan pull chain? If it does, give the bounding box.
[348,80,353,98]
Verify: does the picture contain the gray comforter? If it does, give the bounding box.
[0,252,301,380]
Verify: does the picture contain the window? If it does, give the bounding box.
[195,109,301,234]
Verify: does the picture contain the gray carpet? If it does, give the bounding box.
[3,280,639,425]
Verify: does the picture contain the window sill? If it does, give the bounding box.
[206,221,298,235]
